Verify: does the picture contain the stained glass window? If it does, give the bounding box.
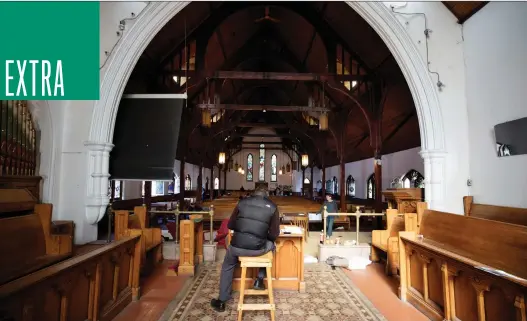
[247,153,253,181]
[259,144,265,181]
[185,174,191,191]
[152,181,164,196]
[271,154,277,182]
[401,169,424,188]
[214,177,219,190]
[175,175,180,194]
[346,175,356,197]
[367,174,375,199]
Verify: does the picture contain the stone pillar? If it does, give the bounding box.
[420,150,447,211]
[84,141,114,242]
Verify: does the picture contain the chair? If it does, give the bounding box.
[237,252,275,321]
[290,216,309,240]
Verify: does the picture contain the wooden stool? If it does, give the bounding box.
[237,252,275,321]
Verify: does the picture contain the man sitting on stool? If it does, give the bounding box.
[211,186,280,312]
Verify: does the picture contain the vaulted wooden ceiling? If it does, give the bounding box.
[443,1,488,24]
[124,2,429,168]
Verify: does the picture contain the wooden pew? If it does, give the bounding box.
[0,235,142,321]
[463,195,527,226]
[0,188,74,285]
[370,203,427,275]
[114,206,162,271]
[399,210,527,321]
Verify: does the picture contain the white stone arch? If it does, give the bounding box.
[85,1,446,223]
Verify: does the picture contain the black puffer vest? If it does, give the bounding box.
[230,195,277,250]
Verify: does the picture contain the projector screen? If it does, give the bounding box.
[109,98,184,180]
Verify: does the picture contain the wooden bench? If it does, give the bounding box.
[370,203,427,275]
[114,206,162,271]
[399,209,527,321]
[0,188,74,285]
[463,195,527,226]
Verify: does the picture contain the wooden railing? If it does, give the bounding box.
[0,235,142,321]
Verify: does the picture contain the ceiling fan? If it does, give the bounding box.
[254,6,280,23]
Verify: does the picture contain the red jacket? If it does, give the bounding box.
[215,218,230,248]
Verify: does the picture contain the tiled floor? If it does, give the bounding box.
[112,261,189,321]
[113,256,428,321]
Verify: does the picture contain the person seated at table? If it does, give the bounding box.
[240,186,245,191]
[319,194,338,239]
[211,186,280,312]
[214,218,230,249]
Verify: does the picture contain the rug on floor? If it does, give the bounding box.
[159,263,387,321]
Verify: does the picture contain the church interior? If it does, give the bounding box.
[1,2,527,321]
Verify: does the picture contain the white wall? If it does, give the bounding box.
[463,3,527,207]
[173,160,211,191]
[294,147,424,198]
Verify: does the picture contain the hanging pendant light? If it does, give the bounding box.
[202,109,211,127]
[319,111,328,131]
[218,152,226,165]
[301,154,309,167]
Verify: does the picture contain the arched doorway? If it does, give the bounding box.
[85,2,446,224]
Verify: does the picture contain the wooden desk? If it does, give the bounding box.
[230,228,305,292]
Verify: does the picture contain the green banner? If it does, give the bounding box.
[0,2,100,100]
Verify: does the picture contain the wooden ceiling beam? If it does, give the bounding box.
[197,103,329,112]
[168,70,368,81]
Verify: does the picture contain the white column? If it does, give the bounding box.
[420,149,447,211]
[84,141,114,227]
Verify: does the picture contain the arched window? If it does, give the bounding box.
[247,153,253,182]
[184,174,191,191]
[271,154,277,182]
[175,175,181,194]
[325,180,333,194]
[401,169,425,188]
[332,176,338,195]
[259,144,265,181]
[152,181,165,196]
[367,174,375,199]
[214,177,219,190]
[346,175,356,197]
